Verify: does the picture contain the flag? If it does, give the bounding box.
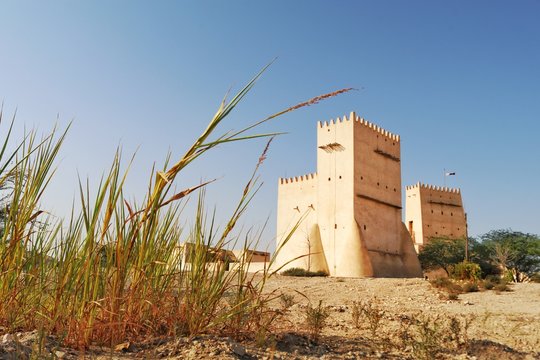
[445,172,456,176]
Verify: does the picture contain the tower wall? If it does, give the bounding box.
[316,116,357,276]
[275,173,328,272]
[353,114,402,254]
[275,111,422,278]
[405,183,467,251]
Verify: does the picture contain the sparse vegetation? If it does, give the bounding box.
[430,277,462,295]
[280,293,295,309]
[462,281,479,293]
[0,69,349,351]
[305,300,329,341]
[351,298,385,338]
[494,283,512,293]
[281,267,328,277]
[400,314,473,360]
[451,261,482,281]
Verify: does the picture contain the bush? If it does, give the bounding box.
[430,277,452,289]
[481,279,495,290]
[281,267,328,277]
[305,300,329,341]
[279,293,295,309]
[351,298,385,338]
[430,277,462,294]
[530,273,540,283]
[494,283,512,293]
[450,261,481,281]
[461,282,479,293]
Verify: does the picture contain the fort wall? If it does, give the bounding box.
[405,183,467,251]
[276,111,422,278]
[275,173,328,272]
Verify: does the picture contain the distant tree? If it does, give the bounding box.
[418,237,466,275]
[469,238,498,277]
[475,229,540,282]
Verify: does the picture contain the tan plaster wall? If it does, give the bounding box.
[275,112,422,278]
[275,174,327,272]
[405,186,424,249]
[316,117,356,276]
[405,183,467,251]
[353,117,402,254]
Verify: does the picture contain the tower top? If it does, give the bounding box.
[317,111,400,142]
[406,182,461,194]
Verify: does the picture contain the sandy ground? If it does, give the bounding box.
[263,276,540,356]
[1,276,539,359]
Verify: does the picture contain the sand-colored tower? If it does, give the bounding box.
[275,112,422,278]
[405,183,467,251]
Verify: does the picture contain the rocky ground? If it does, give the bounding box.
[1,276,539,359]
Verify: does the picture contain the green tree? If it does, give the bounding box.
[418,237,466,275]
[475,229,540,281]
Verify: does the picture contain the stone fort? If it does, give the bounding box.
[275,112,422,278]
[405,183,467,252]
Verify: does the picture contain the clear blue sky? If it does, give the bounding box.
[1,1,539,250]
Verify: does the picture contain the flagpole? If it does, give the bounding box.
[443,168,446,187]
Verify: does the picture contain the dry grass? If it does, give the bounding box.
[0,68,349,350]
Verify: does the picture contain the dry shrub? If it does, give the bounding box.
[279,293,295,310]
[400,314,474,360]
[351,298,385,338]
[462,281,479,293]
[494,283,512,293]
[430,277,463,299]
[0,71,350,349]
[305,300,329,342]
[281,267,328,277]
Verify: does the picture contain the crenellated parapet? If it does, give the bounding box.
[406,182,460,194]
[279,172,318,185]
[317,111,400,143]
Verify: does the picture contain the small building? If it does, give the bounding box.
[275,112,422,278]
[176,242,270,273]
[405,183,467,252]
[232,249,270,264]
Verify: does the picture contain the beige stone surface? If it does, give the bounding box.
[276,112,422,278]
[405,183,467,251]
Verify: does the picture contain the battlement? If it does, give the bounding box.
[406,182,461,194]
[317,111,400,142]
[279,172,318,185]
